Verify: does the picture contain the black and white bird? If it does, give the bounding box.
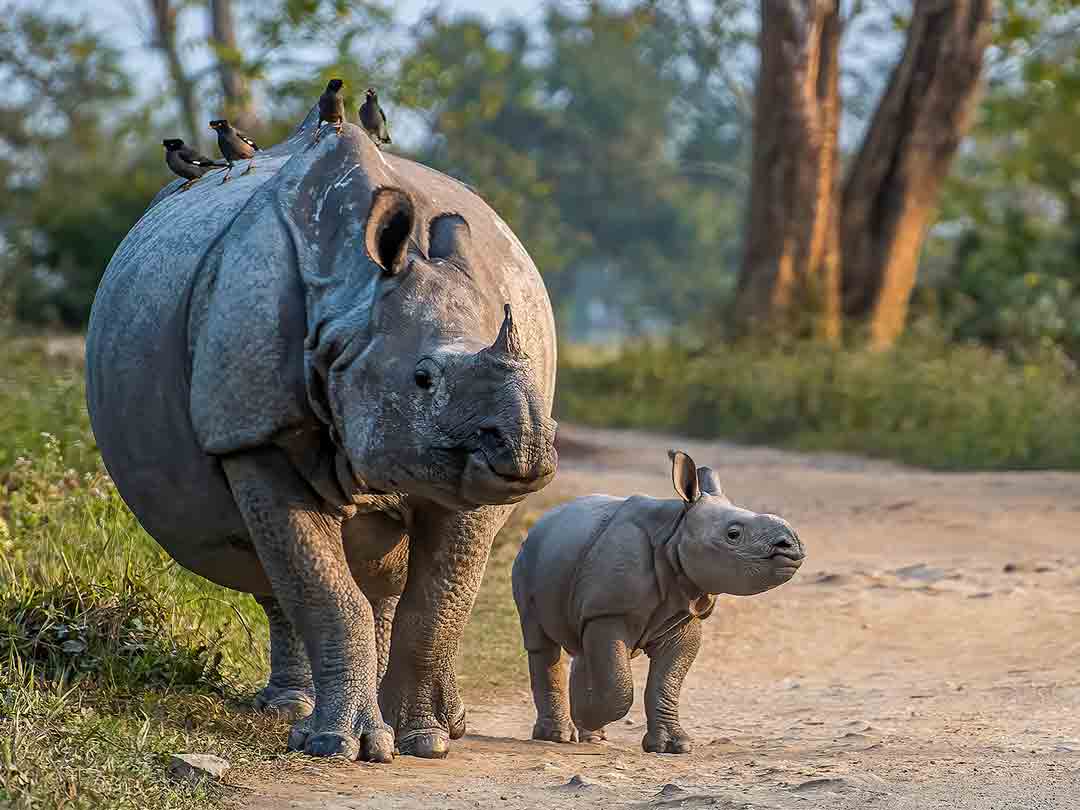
[359,88,391,147]
[314,78,346,145]
[209,119,260,183]
[162,139,223,191]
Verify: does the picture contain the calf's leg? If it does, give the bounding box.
[522,624,575,743]
[642,618,701,754]
[569,617,634,737]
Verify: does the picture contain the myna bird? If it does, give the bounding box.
[359,88,391,147]
[209,119,260,183]
[162,139,224,191]
[314,78,346,145]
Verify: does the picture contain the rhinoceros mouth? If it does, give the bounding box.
[395,445,555,508]
[458,449,555,506]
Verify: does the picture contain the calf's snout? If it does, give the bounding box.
[768,530,805,562]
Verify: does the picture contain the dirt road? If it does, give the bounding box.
[247,424,1080,809]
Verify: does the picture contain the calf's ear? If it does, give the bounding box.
[697,466,724,497]
[668,449,700,504]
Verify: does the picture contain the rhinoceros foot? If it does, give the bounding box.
[532,717,577,743]
[390,704,466,759]
[286,714,394,762]
[642,724,693,754]
[576,726,607,744]
[395,728,450,759]
[254,686,315,722]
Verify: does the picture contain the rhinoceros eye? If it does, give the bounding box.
[413,358,441,391]
[726,524,743,541]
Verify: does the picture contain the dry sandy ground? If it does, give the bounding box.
[245,424,1080,809]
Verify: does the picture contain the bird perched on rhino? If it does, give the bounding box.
[209,119,259,183]
[162,139,224,191]
[313,78,346,145]
[359,88,391,147]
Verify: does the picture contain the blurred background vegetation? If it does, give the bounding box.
[0,0,1078,462]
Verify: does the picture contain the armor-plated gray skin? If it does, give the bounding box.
[512,451,804,754]
[86,105,558,762]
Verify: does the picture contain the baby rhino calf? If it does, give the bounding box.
[512,450,805,754]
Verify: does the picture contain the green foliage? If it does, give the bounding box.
[557,337,1080,470]
[399,3,747,332]
[933,1,1080,359]
[0,8,162,328]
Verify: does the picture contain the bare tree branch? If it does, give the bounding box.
[146,0,201,145]
[209,0,255,129]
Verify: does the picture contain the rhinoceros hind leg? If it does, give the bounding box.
[576,726,606,743]
[522,626,576,743]
[253,593,315,722]
[372,595,398,691]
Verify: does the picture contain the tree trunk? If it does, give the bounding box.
[209,0,255,129]
[147,0,201,146]
[840,0,992,348]
[735,0,842,341]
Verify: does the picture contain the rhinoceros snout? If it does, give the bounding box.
[473,424,554,478]
[459,421,558,505]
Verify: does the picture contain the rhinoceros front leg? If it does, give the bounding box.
[253,593,315,722]
[641,617,701,754]
[224,448,393,762]
[379,505,504,758]
[569,617,635,738]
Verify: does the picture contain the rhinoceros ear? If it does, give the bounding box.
[364,188,414,275]
[428,213,471,264]
[697,466,724,497]
[668,449,700,504]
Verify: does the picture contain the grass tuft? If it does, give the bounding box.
[1,578,231,693]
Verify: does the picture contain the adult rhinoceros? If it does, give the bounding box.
[85,107,558,762]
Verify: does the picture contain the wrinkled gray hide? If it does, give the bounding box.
[512,451,804,753]
[86,106,558,762]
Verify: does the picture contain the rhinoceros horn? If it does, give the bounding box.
[488,303,524,359]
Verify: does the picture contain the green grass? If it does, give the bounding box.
[0,340,544,809]
[556,337,1080,470]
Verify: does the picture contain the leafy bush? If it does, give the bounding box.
[557,336,1080,470]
